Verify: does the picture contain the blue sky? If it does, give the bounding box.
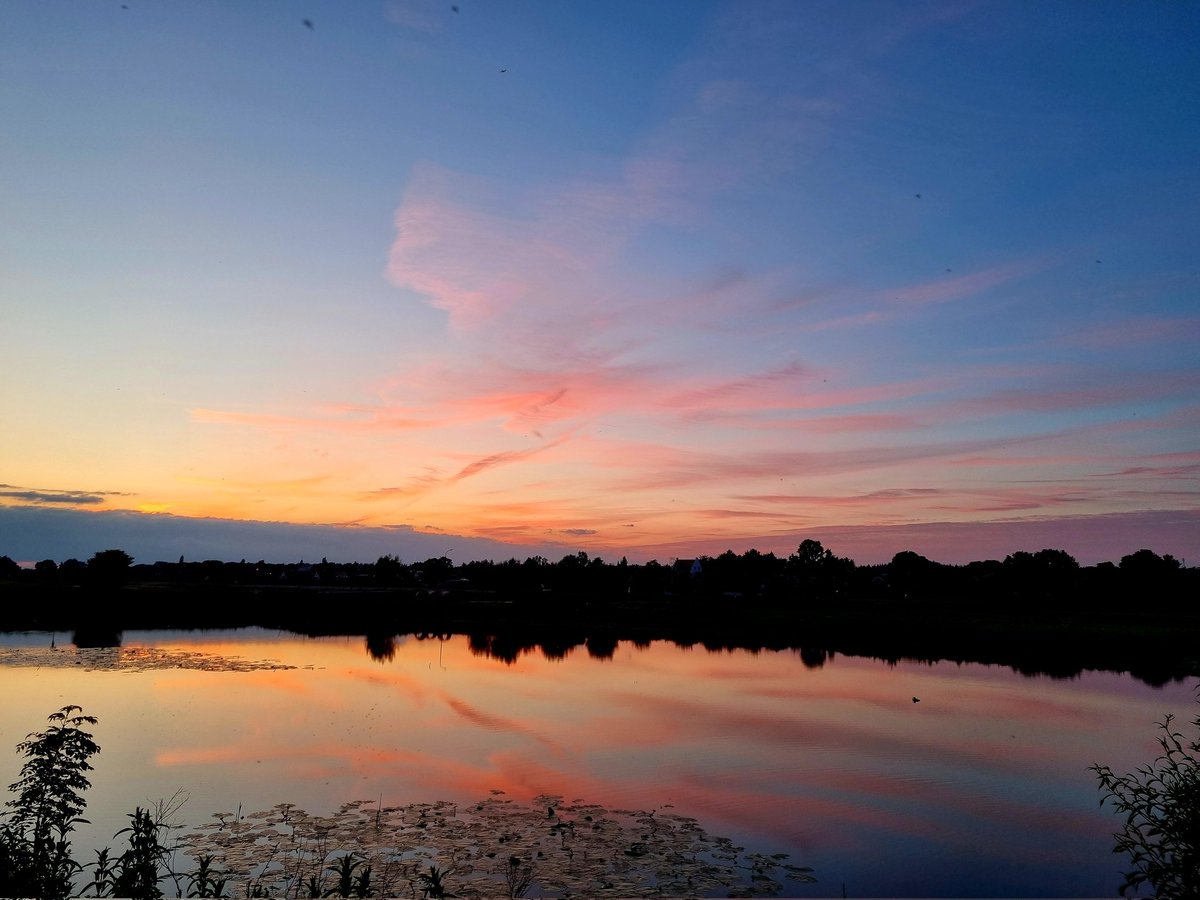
[2,1,1198,565]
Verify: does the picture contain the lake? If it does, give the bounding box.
[0,628,1195,897]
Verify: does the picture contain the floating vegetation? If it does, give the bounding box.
[180,793,815,898]
[0,645,303,672]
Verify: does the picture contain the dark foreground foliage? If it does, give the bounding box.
[0,708,812,898]
[0,706,100,899]
[1092,692,1200,898]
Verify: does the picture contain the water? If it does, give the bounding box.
[0,628,1195,897]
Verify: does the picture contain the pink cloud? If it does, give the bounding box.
[191,407,442,432]
[739,488,946,507]
[959,371,1200,415]
[387,181,551,330]
[442,696,563,754]
[883,259,1047,308]
[600,431,1058,494]
[1063,314,1200,349]
[449,437,571,483]
[1093,448,1200,478]
[946,454,1092,468]
[661,361,809,409]
[364,437,570,502]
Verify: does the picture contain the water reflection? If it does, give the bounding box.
[373,624,1198,686]
[799,646,830,669]
[72,627,122,649]
[364,631,397,662]
[0,629,1195,897]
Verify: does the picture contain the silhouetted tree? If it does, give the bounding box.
[416,556,454,587]
[1001,549,1080,601]
[87,550,133,588]
[1034,548,1079,571]
[887,550,943,600]
[789,540,855,601]
[789,539,831,570]
[1120,548,1182,576]
[374,554,405,586]
[58,559,87,583]
[0,555,20,580]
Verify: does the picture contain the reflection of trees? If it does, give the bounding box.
[539,634,583,661]
[467,633,538,665]
[71,628,122,649]
[364,632,396,663]
[798,646,829,669]
[430,621,1199,685]
[585,632,618,660]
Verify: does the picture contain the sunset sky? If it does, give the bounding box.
[2,1,1198,565]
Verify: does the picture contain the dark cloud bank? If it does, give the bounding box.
[0,505,1197,567]
[0,506,560,565]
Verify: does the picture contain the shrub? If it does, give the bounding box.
[1092,698,1200,897]
[0,705,100,899]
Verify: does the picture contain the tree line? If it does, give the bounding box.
[1,540,1193,609]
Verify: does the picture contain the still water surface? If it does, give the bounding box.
[0,629,1195,897]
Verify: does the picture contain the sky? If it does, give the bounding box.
[2,0,1198,566]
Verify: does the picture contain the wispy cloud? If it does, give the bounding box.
[365,436,572,502]
[191,407,440,432]
[883,260,1046,309]
[0,484,131,507]
[961,371,1200,415]
[1061,314,1200,349]
[383,0,445,33]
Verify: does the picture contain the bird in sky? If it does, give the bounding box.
[302,18,314,30]
[914,193,922,199]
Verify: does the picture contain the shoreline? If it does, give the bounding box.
[3,581,1198,685]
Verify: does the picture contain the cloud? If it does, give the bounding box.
[442,696,562,754]
[661,361,810,410]
[0,484,132,507]
[1096,463,1200,478]
[738,488,945,507]
[365,435,573,504]
[1062,314,1200,349]
[191,406,445,432]
[2,502,1196,568]
[383,0,444,33]
[602,431,1057,494]
[960,371,1200,416]
[884,260,1045,309]
[0,506,564,565]
[450,438,570,483]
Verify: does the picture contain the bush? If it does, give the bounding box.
[0,706,100,899]
[1092,697,1200,897]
